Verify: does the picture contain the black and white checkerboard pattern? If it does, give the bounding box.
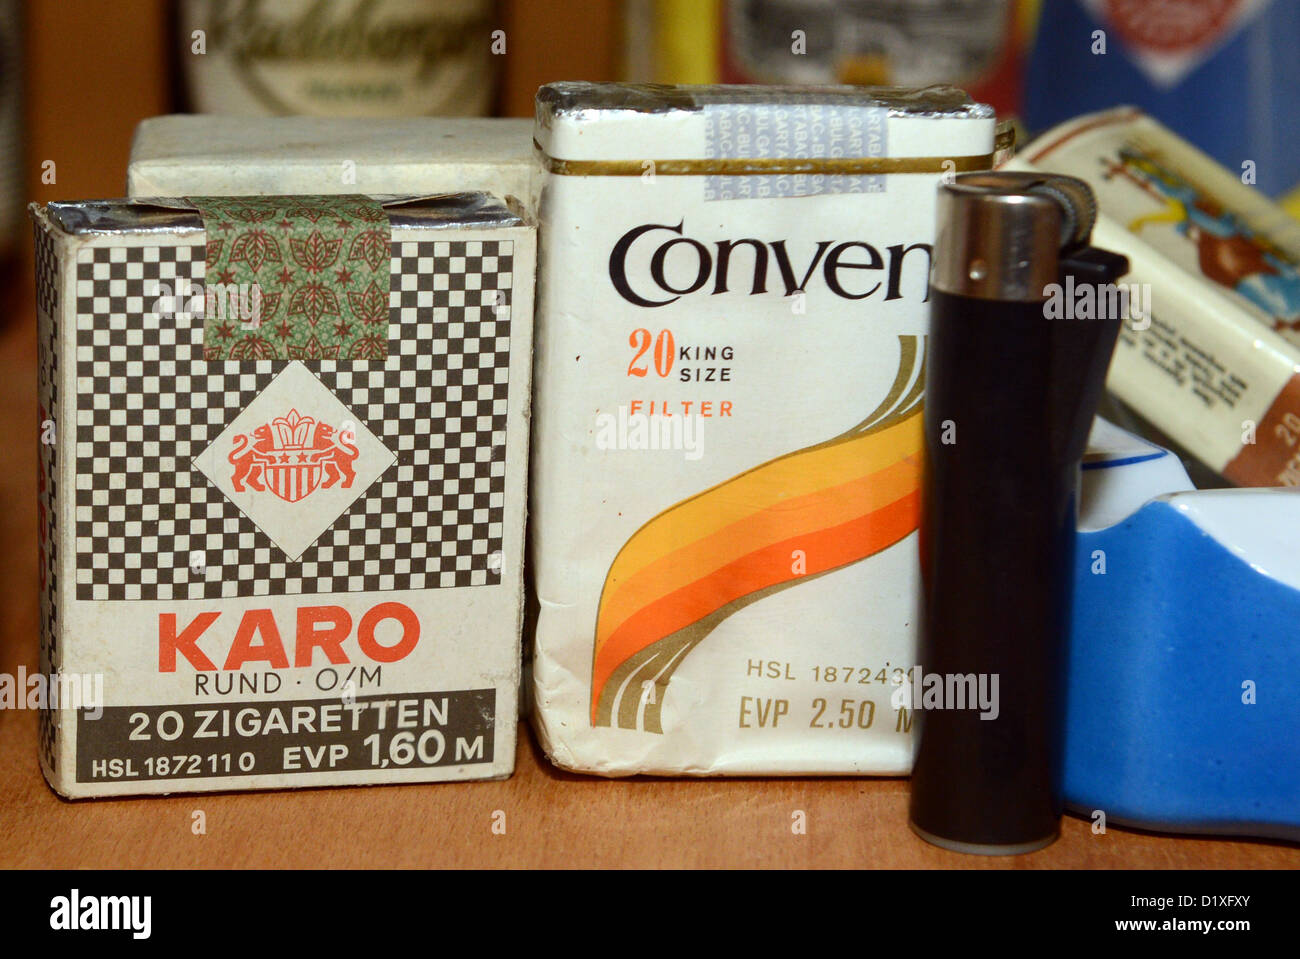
[35,220,59,318]
[36,222,60,771]
[73,238,512,601]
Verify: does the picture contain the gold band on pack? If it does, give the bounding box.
[538,147,997,177]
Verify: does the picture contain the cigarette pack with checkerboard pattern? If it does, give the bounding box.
[32,193,533,797]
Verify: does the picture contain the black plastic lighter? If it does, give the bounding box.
[908,171,1129,855]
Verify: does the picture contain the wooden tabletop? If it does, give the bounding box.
[0,281,1296,870]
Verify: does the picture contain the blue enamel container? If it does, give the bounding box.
[1066,422,1300,840]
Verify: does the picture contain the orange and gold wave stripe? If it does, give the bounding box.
[591,337,925,730]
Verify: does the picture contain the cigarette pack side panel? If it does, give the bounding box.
[33,206,66,792]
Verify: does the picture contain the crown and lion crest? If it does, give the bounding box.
[228,409,360,504]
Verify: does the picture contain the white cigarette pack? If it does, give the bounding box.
[528,82,997,776]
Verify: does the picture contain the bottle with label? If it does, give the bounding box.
[177,0,495,116]
[718,0,1027,118]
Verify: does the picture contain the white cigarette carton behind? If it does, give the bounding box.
[529,82,997,776]
[128,115,537,209]
[34,193,534,797]
[1009,108,1300,487]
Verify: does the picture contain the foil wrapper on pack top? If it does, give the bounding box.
[32,193,534,797]
[528,81,998,776]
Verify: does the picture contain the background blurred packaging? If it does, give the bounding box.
[1011,107,1300,488]
[1026,0,1300,201]
[624,0,1031,118]
[622,0,721,85]
[177,0,496,116]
